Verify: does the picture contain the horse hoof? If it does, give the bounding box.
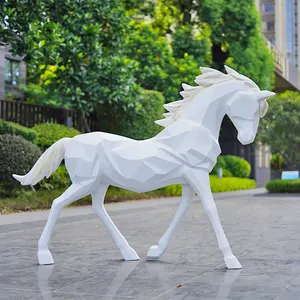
[146,245,163,259]
[121,247,139,261]
[224,255,242,269]
[38,249,54,265]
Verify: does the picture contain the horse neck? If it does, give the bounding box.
[179,81,243,139]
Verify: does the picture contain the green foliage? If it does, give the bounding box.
[223,155,251,178]
[227,33,274,90]
[33,123,80,151]
[39,165,71,191]
[0,134,42,196]
[1,0,139,113]
[153,0,274,90]
[211,156,232,177]
[125,22,174,98]
[0,119,36,142]
[258,91,300,169]
[209,175,256,192]
[119,90,165,140]
[271,153,285,171]
[163,184,182,196]
[222,169,233,178]
[171,24,210,64]
[21,84,62,107]
[211,156,227,174]
[266,179,300,193]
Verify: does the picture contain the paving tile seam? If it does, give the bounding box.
[52,290,135,298]
[0,265,38,277]
[272,273,300,299]
[50,274,100,294]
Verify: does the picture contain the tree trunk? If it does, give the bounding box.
[81,111,91,133]
[212,43,229,71]
[182,11,191,25]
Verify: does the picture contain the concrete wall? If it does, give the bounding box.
[254,142,271,187]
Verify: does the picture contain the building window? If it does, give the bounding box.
[4,58,20,86]
[263,21,275,32]
[262,3,275,13]
[267,21,275,31]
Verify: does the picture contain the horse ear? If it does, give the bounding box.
[256,90,275,101]
[200,66,223,75]
[224,65,239,75]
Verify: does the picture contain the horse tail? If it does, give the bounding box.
[13,137,71,186]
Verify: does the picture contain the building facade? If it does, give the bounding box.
[0,45,26,100]
[250,0,300,185]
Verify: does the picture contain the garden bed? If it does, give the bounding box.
[0,176,256,214]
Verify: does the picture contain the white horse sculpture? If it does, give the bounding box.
[13,66,274,269]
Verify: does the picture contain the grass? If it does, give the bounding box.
[0,176,256,214]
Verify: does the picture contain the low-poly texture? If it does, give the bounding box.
[13,65,274,269]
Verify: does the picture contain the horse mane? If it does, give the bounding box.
[155,66,259,128]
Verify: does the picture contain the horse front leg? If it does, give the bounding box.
[147,184,194,259]
[184,168,242,269]
[92,184,139,261]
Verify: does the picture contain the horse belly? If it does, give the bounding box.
[100,141,184,192]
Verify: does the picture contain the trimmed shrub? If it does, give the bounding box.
[223,155,251,178]
[163,184,182,197]
[210,175,256,192]
[0,134,42,195]
[33,123,80,151]
[222,169,233,177]
[0,119,36,142]
[211,156,227,175]
[39,165,71,190]
[162,176,255,196]
[266,179,300,193]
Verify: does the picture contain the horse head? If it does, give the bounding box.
[224,66,274,145]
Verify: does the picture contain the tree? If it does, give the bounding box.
[0,0,140,130]
[152,0,274,90]
[258,91,300,169]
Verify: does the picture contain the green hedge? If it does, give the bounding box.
[209,176,256,192]
[0,134,42,196]
[0,119,36,142]
[156,176,256,197]
[266,179,300,193]
[223,155,251,178]
[33,123,81,151]
[211,156,233,177]
[39,165,71,190]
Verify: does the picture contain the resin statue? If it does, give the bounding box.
[13,66,274,269]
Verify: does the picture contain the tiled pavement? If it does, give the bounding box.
[1,189,300,299]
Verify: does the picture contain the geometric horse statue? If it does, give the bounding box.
[13,65,274,269]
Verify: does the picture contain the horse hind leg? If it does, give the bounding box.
[38,179,96,265]
[92,184,139,261]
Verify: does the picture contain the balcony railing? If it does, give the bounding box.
[265,38,300,90]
